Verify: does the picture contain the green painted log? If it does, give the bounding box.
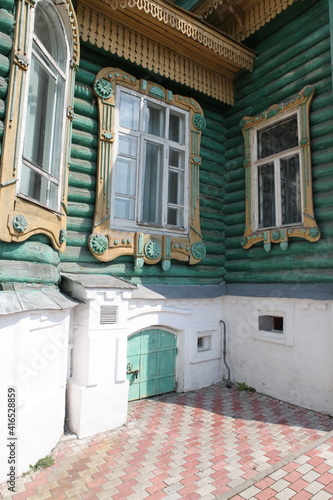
[2,0,14,10]
[200,183,222,199]
[201,218,225,232]
[0,54,9,77]
[225,223,245,238]
[68,172,96,190]
[224,169,244,183]
[0,32,11,56]
[65,231,89,247]
[224,212,244,226]
[312,148,333,167]
[71,129,98,149]
[67,202,95,218]
[0,241,59,265]
[200,136,225,155]
[201,232,225,243]
[71,144,97,162]
[200,207,224,221]
[225,253,333,273]
[201,149,225,164]
[0,77,7,99]
[199,196,224,210]
[225,179,245,194]
[73,115,98,135]
[0,9,14,34]
[0,120,3,140]
[203,108,225,124]
[238,34,330,97]
[315,208,333,223]
[0,261,60,284]
[224,270,333,284]
[74,85,93,100]
[0,99,5,119]
[74,98,98,119]
[69,159,97,176]
[204,242,225,255]
[202,126,225,144]
[313,192,333,208]
[200,159,225,175]
[79,57,104,75]
[67,187,96,204]
[66,216,92,232]
[223,190,245,204]
[313,179,333,193]
[76,67,95,86]
[223,200,245,215]
[199,170,224,188]
[312,164,333,180]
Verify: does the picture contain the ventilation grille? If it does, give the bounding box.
[100,305,118,325]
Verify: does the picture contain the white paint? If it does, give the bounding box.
[222,295,333,416]
[0,309,71,483]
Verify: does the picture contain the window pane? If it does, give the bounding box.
[115,157,136,196]
[34,2,67,71]
[120,92,140,130]
[142,142,163,224]
[281,154,301,225]
[20,163,58,210]
[168,170,184,205]
[169,149,184,169]
[169,112,185,144]
[115,197,135,220]
[118,134,137,156]
[167,207,183,226]
[258,162,276,228]
[143,102,165,137]
[23,44,65,179]
[258,116,298,159]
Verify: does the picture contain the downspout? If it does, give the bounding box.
[220,319,232,388]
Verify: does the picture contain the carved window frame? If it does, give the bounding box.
[89,68,207,270]
[240,86,320,252]
[0,0,80,251]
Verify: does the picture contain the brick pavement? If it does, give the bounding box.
[1,383,333,499]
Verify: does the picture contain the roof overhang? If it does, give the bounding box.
[77,0,255,103]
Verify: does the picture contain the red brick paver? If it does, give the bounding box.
[0,383,332,499]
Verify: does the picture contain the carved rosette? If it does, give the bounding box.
[94,79,113,99]
[89,234,109,255]
[12,214,28,233]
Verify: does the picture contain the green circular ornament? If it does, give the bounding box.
[12,214,28,233]
[94,79,113,99]
[193,114,206,131]
[309,227,320,238]
[89,234,108,254]
[272,230,280,241]
[144,239,161,260]
[191,242,206,260]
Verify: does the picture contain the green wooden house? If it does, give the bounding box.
[0,0,332,480]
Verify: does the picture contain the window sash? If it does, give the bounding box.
[112,87,188,233]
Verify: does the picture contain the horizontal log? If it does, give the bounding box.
[71,129,98,149]
[67,186,96,204]
[0,8,15,34]
[66,216,93,232]
[71,144,97,162]
[69,159,97,176]
[73,115,98,135]
[67,202,95,218]
[224,190,245,204]
[0,54,9,77]
[0,241,59,265]
[74,98,98,119]
[65,231,89,247]
[0,32,13,56]
[0,261,60,284]
[68,172,96,190]
[224,269,333,284]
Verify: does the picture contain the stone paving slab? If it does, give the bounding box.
[0,383,332,499]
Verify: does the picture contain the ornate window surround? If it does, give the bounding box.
[240,86,320,252]
[88,67,207,270]
[0,0,80,251]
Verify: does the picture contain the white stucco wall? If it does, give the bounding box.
[222,295,333,416]
[0,309,71,484]
[66,283,224,439]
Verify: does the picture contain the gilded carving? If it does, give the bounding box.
[241,86,320,250]
[89,67,206,268]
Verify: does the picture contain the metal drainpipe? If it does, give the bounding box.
[220,319,232,388]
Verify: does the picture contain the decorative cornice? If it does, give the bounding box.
[78,3,238,103]
[80,0,255,71]
[223,0,299,42]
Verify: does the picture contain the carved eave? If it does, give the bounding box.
[191,0,300,42]
[77,0,255,104]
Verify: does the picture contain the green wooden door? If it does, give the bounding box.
[127,329,177,401]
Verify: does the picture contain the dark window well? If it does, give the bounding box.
[259,315,284,333]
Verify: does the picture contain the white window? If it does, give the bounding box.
[255,113,302,230]
[0,0,79,250]
[112,87,188,234]
[19,0,69,212]
[241,87,320,250]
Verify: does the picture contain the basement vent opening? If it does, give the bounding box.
[100,305,118,325]
[259,315,283,333]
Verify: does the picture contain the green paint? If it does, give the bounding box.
[127,329,177,401]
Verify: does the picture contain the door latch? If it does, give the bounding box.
[127,362,139,379]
